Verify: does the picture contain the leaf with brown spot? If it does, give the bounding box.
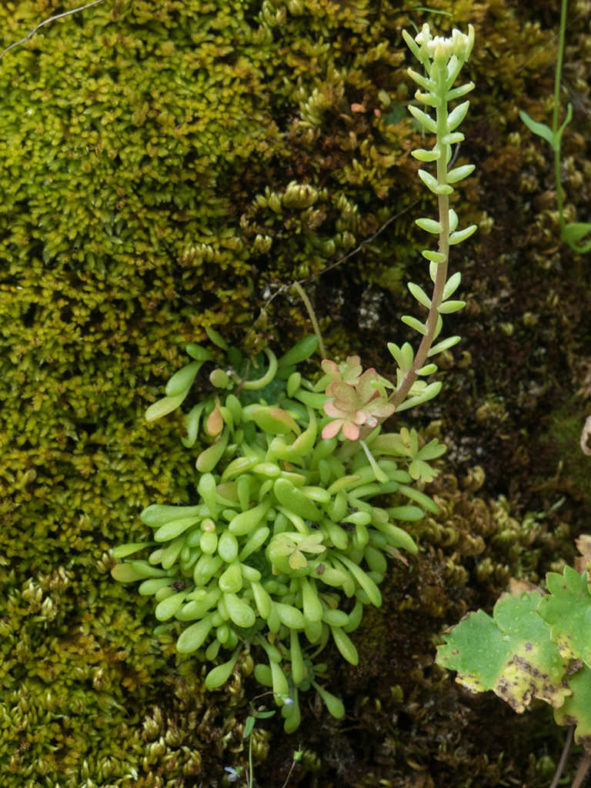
[437,591,571,712]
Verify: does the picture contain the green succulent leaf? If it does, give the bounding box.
[387,342,414,371]
[428,335,461,356]
[205,326,229,350]
[181,403,206,448]
[396,382,442,414]
[165,361,201,397]
[449,225,477,245]
[442,272,462,300]
[408,104,437,133]
[401,315,427,335]
[416,362,438,376]
[415,217,442,234]
[111,542,149,559]
[411,147,440,162]
[418,168,452,195]
[438,299,465,314]
[177,617,214,654]
[446,208,458,232]
[447,163,475,183]
[447,100,470,131]
[446,82,475,101]
[421,249,446,263]
[441,131,464,145]
[186,344,214,362]
[277,335,319,366]
[145,392,189,422]
[313,681,345,719]
[407,281,432,309]
[406,68,434,92]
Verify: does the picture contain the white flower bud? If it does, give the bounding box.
[411,24,475,65]
[415,23,431,46]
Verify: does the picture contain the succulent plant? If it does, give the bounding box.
[111,21,478,732]
[111,332,445,730]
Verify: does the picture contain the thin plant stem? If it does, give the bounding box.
[550,726,574,788]
[247,733,254,788]
[0,0,106,62]
[291,281,327,360]
[572,752,591,788]
[244,202,419,346]
[553,0,569,231]
[280,757,298,788]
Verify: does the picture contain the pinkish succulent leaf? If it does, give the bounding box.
[342,356,363,383]
[324,400,347,419]
[356,369,380,401]
[206,397,224,436]
[322,419,345,440]
[322,358,395,441]
[342,421,361,440]
[321,356,363,385]
[328,381,359,409]
[365,398,395,419]
[321,359,341,378]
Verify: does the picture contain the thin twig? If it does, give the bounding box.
[291,281,327,359]
[298,199,420,286]
[550,726,574,788]
[0,0,106,62]
[572,752,591,788]
[247,200,419,340]
[279,755,299,788]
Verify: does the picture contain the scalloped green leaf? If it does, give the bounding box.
[408,458,438,481]
[438,592,572,712]
[553,666,591,748]
[539,568,591,666]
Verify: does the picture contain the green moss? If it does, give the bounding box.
[1,0,590,783]
[541,401,591,501]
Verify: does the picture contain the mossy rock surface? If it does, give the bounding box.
[1,0,591,785]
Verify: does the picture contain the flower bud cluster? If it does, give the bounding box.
[413,23,475,65]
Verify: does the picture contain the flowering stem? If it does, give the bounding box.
[359,440,389,483]
[332,25,476,454]
[390,61,450,411]
[553,0,568,233]
[292,282,327,360]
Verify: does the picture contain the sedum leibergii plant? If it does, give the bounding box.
[111,24,477,732]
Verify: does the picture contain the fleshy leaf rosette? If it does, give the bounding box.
[321,357,395,440]
[111,335,443,731]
